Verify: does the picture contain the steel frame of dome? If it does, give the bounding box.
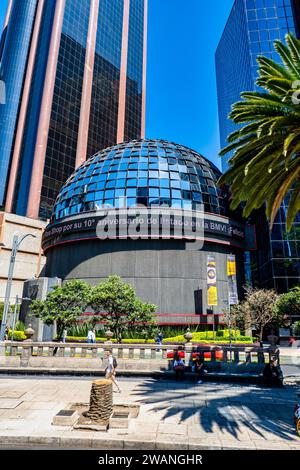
[51,139,229,223]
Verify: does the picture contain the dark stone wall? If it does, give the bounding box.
[45,238,244,319]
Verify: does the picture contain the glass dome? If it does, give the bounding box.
[51,139,229,222]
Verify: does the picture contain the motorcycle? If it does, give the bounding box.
[294,394,300,437]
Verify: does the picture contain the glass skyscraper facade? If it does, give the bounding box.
[216,0,300,294]
[0,0,147,220]
[0,0,38,204]
[216,0,300,172]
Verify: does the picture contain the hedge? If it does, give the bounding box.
[8,330,26,341]
[66,336,155,343]
[65,334,253,344]
[163,330,251,343]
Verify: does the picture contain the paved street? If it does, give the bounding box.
[0,375,299,450]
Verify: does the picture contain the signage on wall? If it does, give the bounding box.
[207,255,218,306]
[42,209,245,251]
[227,255,239,305]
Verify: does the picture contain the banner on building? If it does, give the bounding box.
[227,255,239,305]
[207,255,218,306]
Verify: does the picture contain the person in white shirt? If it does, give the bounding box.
[62,329,67,343]
[91,329,96,343]
[103,350,121,393]
[87,329,96,343]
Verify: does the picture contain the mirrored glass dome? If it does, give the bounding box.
[51,139,229,222]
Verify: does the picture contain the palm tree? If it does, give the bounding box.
[219,33,300,231]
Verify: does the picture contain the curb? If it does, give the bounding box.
[0,434,274,450]
[0,368,264,383]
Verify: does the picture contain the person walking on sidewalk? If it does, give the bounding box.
[103,350,122,393]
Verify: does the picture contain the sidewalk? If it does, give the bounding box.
[0,376,299,450]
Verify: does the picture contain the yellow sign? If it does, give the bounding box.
[227,258,236,276]
[207,255,218,306]
[208,285,218,306]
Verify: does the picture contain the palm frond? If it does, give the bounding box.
[274,40,300,78]
[219,34,300,231]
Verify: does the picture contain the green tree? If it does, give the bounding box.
[90,276,136,342]
[30,280,91,341]
[219,34,300,231]
[128,299,157,342]
[90,275,157,342]
[294,321,300,335]
[232,287,286,341]
[274,286,300,325]
[222,305,245,336]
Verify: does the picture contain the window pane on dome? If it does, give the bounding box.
[115,189,125,197]
[106,181,116,189]
[138,178,148,186]
[171,180,180,189]
[149,188,159,197]
[160,189,170,198]
[127,179,137,187]
[126,188,137,197]
[160,179,170,188]
[181,181,190,190]
[171,199,182,208]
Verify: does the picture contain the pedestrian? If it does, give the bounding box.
[155,331,163,352]
[4,326,9,341]
[62,328,67,343]
[194,354,205,384]
[173,350,185,381]
[87,328,94,344]
[103,350,122,393]
[92,329,96,343]
[267,329,279,347]
[263,358,283,387]
[289,336,296,347]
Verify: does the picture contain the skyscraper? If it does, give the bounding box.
[216,0,300,172]
[0,0,147,220]
[216,0,300,294]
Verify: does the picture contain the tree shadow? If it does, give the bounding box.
[130,378,298,441]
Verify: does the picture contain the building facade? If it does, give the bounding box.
[216,0,300,296]
[42,139,246,326]
[216,0,300,173]
[0,212,46,304]
[0,0,147,220]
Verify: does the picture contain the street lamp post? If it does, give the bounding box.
[0,233,37,342]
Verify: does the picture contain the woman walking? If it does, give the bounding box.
[103,350,122,393]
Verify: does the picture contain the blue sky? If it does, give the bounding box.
[0,0,234,169]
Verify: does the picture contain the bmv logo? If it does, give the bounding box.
[0,80,5,104]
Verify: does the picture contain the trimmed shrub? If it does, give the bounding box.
[65,336,156,344]
[65,328,253,345]
[8,330,26,341]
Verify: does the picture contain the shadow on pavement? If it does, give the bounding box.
[130,378,299,441]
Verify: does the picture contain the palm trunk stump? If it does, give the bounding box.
[83,379,113,422]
